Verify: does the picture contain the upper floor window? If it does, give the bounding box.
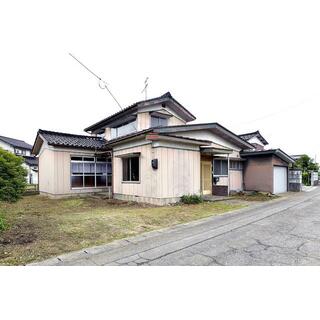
[111,120,137,139]
[151,116,168,128]
[15,148,26,155]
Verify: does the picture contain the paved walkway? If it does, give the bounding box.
[30,188,320,266]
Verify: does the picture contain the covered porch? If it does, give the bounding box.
[200,144,244,196]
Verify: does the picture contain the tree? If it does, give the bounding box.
[294,154,319,172]
[294,154,319,186]
[0,148,27,202]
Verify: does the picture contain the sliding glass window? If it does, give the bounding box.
[71,156,112,188]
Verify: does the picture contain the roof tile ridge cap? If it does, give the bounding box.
[40,129,101,139]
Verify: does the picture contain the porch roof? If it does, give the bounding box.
[200,144,233,155]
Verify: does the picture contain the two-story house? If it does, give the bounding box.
[32,92,294,204]
[0,135,38,184]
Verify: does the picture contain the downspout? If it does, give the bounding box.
[227,154,230,196]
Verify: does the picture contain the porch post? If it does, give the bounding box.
[227,154,230,196]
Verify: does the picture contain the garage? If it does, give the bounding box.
[273,166,288,194]
[241,149,294,194]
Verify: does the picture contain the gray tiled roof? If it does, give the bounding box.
[0,135,33,150]
[38,130,109,150]
[84,91,196,133]
[23,156,38,167]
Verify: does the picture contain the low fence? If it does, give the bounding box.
[288,169,302,192]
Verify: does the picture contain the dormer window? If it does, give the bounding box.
[151,116,168,128]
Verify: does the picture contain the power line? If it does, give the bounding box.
[69,53,123,110]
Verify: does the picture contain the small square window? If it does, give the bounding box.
[122,157,140,182]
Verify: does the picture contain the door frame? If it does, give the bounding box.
[201,158,212,195]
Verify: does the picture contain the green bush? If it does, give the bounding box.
[181,194,203,204]
[0,148,27,202]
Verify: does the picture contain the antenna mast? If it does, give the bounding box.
[141,77,149,100]
[69,53,123,110]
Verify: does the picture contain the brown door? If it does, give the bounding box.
[201,160,212,195]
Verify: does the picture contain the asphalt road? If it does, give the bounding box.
[31,187,320,266]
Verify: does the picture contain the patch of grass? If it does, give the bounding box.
[0,195,246,265]
[0,213,7,232]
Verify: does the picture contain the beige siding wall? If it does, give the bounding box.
[39,147,109,196]
[39,148,55,194]
[137,112,151,131]
[113,143,200,201]
[230,170,243,191]
[104,128,111,141]
[156,147,200,198]
[168,116,186,126]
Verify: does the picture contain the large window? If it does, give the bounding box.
[122,156,140,182]
[111,120,137,139]
[213,159,228,176]
[71,156,112,188]
[151,116,168,128]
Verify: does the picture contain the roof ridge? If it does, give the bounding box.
[0,135,30,144]
[38,129,104,140]
[84,91,196,133]
[238,130,259,136]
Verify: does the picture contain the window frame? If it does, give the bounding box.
[110,119,137,139]
[122,156,140,183]
[70,155,112,189]
[213,159,229,177]
[229,160,243,171]
[151,115,168,128]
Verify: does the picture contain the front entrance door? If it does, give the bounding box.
[201,160,212,195]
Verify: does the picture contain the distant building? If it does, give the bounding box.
[0,135,38,184]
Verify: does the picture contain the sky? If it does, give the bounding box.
[1,0,319,161]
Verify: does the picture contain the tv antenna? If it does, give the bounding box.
[141,77,149,100]
[69,53,123,110]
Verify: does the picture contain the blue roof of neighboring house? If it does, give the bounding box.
[0,135,33,150]
[23,156,38,167]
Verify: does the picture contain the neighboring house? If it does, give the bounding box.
[0,135,38,184]
[238,131,268,151]
[290,154,304,161]
[32,92,294,204]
